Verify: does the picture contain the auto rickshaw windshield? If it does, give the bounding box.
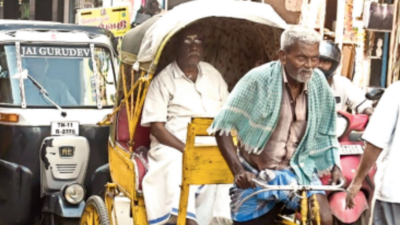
[0,44,116,107]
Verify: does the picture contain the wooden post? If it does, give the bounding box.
[388,0,399,86]
[63,0,69,23]
[52,0,58,21]
[0,1,4,19]
[29,0,35,20]
[335,0,345,49]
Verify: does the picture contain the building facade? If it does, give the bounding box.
[0,0,103,23]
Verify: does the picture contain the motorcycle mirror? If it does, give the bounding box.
[366,88,385,101]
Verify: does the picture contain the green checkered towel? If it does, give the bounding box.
[208,60,340,184]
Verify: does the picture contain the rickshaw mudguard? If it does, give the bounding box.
[329,191,368,223]
[42,193,85,218]
[90,163,111,197]
[0,159,34,225]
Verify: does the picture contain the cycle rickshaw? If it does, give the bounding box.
[80,1,344,224]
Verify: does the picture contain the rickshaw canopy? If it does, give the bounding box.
[134,0,288,72]
[121,14,162,65]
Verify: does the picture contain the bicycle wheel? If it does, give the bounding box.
[80,196,110,225]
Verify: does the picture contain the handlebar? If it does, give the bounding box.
[233,179,346,213]
[252,178,345,192]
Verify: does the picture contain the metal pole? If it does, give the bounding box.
[388,0,399,85]
[335,0,345,50]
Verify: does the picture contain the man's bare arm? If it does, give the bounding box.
[346,142,382,208]
[215,131,256,188]
[150,122,185,152]
[351,142,382,185]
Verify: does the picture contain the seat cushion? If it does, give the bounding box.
[116,105,129,142]
[116,105,151,156]
[116,105,151,191]
[119,142,149,191]
[133,155,147,191]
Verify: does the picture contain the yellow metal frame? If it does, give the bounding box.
[176,118,321,225]
[104,117,321,225]
[177,118,234,224]
[96,24,322,225]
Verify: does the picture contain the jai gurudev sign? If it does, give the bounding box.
[21,46,91,58]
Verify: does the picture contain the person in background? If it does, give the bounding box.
[318,40,374,115]
[23,58,77,106]
[346,80,400,225]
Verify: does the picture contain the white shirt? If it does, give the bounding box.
[141,61,229,150]
[330,74,372,113]
[362,81,400,203]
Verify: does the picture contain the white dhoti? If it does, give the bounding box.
[142,145,232,225]
[141,61,232,225]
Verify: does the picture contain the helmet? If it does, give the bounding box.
[319,40,341,79]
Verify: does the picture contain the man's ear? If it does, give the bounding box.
[278,50,287,65]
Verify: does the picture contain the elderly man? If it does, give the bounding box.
[208,26,342,225]
[318,40,374,115]
[346,81,400,224]
[141,27,231,225]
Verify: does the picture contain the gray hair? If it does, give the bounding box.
[280,25,321,52]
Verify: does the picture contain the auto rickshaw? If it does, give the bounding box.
[80,1,344,225]
[0,20,119,225]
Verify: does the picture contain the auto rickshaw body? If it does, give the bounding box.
[0,20,119,225]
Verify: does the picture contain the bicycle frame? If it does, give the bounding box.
[233,179,345,225]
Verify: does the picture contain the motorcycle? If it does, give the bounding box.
[321,88,385,225]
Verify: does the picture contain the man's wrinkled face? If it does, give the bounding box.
[176,31,204,66]
[318,58,333,73]
[279,42,320,83]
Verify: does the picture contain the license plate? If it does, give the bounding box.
[51,122,79,136]
[340,145,364,155]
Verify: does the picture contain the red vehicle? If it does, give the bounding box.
[321,88,384,225]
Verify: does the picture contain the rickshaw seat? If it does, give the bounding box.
[116,105,151,191]
[116,105,151,154]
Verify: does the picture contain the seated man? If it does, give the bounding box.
[318,40,374,115]
[23,57,77,106]
[209,26,343,225]
[141,27,232,225]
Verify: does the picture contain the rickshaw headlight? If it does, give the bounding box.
[62,183,85,204]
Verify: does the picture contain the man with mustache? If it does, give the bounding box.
[209,25,343,225]
[141,27,232,225]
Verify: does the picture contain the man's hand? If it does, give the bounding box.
[346,181,362,209]
[363,107,374,116]
[234,171,256,189]
[330,165,344,185]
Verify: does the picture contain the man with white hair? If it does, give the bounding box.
[209,25,342,225]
